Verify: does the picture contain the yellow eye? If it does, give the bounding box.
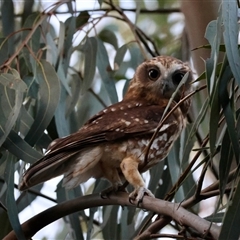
[148,69,160,81]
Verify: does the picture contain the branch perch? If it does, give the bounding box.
[3,192,220,240]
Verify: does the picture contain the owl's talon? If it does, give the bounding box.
[128,187,155,206]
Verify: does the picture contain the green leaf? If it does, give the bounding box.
[2,130,42,163]
[209,82,220,155]
[97,39,118,104]
[128,43,144,69]
[155,161,171,199]
[56,182,84,240]
[114,44,128,70]
[79,37,98,94]
[219,67,239,163]
[167,142,184,202]
[219,178,240,239]
[222,1,240,87]
[0,38,9,66]
[1,0,14,54]
[102,206,119,239]
[148,161,164,193]
[98,29,118,50]
[0,72,27,146]
[46,32,58,66]
[66,74,82,117]
[62,16,76,75]
[0,71,27,92]
[54,87,71,137]
[205,212,224,223]
[25,60,61,145]
[76,11,90,29]
[5,154,26,240]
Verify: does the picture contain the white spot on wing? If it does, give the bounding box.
[125,121,131,126]
[162,133,167,141]
[159,124,170,132]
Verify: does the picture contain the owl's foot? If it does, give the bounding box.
[100,184,126,199]
[129,187,154,205]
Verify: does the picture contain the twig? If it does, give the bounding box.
[0,0,71,70]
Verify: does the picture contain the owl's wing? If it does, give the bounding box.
[19,99,179,190]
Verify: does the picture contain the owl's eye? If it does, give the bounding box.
[148,69,160,81]
[172,72,185,85]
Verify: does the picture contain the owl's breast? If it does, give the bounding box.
[102,120,183,172]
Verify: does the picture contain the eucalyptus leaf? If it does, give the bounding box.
[219,178,240,239]
[76,11,90,29]
[79,37,97,94]
[5,155,26,240]
[222,1,240,87]
[97,39,118,104]
[98,29,118,50]
[25,60,61,145]
[3,130,42,163]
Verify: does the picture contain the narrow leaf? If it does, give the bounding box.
[97,39,118,103]
[219,178,240,239]
[5,155,26,240]
[76,11,90,29]
[80,37,97,94]
[2,130,42,163]
[222,1,240,86]
[98,29,118,50]
[25,60,61,145]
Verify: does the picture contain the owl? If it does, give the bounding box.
[19,56,193,203]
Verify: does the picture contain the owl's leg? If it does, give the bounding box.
[120,156,154,203]
[100,163,125,198]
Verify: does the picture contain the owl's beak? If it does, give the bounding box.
[162,80,170,97]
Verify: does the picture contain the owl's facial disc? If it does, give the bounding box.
[161,70,189,100]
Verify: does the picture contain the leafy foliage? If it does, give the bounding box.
[0,0,240,239]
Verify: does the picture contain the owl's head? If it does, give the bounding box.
[124,56,193,114]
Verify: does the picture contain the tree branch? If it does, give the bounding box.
[3,192,220,240]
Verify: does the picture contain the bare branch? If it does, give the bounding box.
[3,192,220,240]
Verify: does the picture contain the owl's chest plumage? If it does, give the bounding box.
[102,121,182,172]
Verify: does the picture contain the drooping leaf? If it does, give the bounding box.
[5,154,26,240]
[114,44,128,70]
[46,32,58,66]
[2,130,42,163]
[98,29,118,50]
[97,39,118,104]
[79,37,98,94]
[0,38,9,66]
[148,160,165,193]
[76,11,90,29]
[219,178,240,239]
[56,182,84,240]
[25,60,61,145]
[54,87,72,137]
[66,74,82,117]
[62,16,76,75]
[218,67,239,163]
[167,142,185,202]
[0,72,27,146]
[1,0,14,55]
[222,1,240,87]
